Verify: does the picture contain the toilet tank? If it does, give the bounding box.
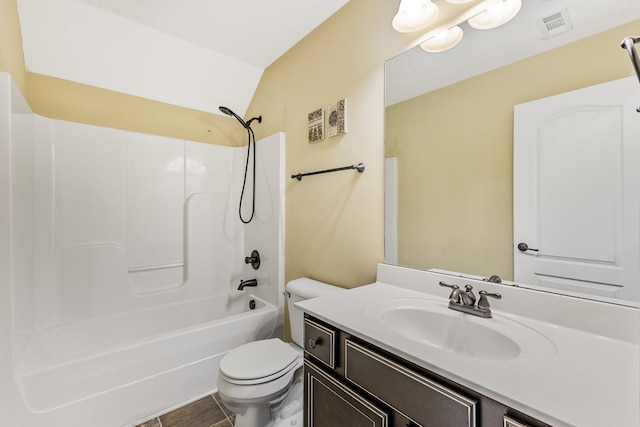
[286,278,344,347]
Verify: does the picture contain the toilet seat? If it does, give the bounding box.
[220,338,301,386]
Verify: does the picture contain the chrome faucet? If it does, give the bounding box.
[459,285,476,306]
[439,281,501,318]
[238,278,258,290]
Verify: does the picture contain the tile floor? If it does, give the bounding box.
[135,393,235,427]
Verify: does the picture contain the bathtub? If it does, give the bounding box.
[1,78,286,426]
[12,292,278,427]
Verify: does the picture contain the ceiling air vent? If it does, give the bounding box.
[538,7,573,39]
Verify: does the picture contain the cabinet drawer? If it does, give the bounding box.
[304,318,337,368]
[345,339,477,427]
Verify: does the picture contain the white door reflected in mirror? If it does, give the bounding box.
[514,76,640,301]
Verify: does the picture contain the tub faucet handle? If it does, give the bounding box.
[244,249,260,270]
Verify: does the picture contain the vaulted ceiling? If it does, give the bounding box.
[17,0,349,117]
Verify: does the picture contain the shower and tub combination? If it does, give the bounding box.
[0,73,285,427]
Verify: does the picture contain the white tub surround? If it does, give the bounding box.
[0,73,285,427]
[297,263,639,427]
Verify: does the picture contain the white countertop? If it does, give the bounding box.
[297,265,640,427]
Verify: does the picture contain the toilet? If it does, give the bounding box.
[217,278,344,427]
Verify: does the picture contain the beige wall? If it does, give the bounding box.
[246,0,419,287]
[24,72,243,146]
[0,0,26,92]
[386,20,640,280]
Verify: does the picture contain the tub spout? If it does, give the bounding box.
[238,279,258,290]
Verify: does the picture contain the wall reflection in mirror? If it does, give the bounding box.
[384,0,640,304]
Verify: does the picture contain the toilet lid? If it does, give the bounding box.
[220,338,300,382]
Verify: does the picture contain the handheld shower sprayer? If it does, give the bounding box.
[218,106,262,129]
[218,106,263,223]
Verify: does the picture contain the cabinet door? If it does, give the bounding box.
[345,340,476,427]
[304,360,388,427]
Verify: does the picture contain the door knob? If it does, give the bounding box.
[517,242,539,252]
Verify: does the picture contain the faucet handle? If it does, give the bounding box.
[439,281,459,290]
[439,281,460,301]
[478,290,502,311]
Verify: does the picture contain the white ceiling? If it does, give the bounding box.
[16,0,640,114]
[77,0,346,69]
[386,0,640,106]
[17,0,349,117]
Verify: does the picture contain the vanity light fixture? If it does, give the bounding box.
[420,26,464,52]
[467,0,522,30]
[392,0,439,33]
[392,0,522,53]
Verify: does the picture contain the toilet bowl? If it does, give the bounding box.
[218,339,302,426]
[217,278,344,427]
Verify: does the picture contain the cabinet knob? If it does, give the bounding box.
[308,338,322,349]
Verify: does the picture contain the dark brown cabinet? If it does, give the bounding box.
[345,339,476,427]
[303,316,551,427]
[305,360,389,427]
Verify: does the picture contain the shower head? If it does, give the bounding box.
[219,106,247,128]
[218,106,262,129]
[218,106,233,116]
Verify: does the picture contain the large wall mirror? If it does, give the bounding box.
[385,0,640,305]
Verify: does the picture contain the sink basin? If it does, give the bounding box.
[368,298,555,361]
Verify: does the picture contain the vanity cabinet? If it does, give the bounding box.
[303,316,552,427]
[305,361,389,427]
[345,339,476,426]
